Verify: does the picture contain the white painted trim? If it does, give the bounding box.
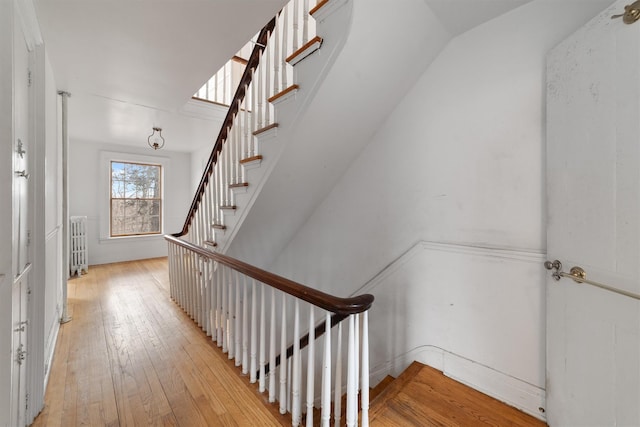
[14,0,42,51]
[179,98,227,122]
[43,319,59,390]
[98,151,170,241]
[369,345,546,421]
[270,87,298,106]
[254,126,278,141]
[288,38,322,66]
[354,240,546,296]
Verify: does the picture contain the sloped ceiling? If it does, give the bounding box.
[423,0,533,36]
[32,0,534,152]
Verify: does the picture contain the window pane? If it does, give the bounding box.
[110,161,162,237]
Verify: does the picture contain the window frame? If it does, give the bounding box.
[99,151,169,242]
[109,160,163,237]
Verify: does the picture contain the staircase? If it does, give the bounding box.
[179,0,349,256]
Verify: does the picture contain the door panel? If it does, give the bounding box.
[11,14,30,427]
[546,1,640,425]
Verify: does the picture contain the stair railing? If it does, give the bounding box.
[167,1,373,425]
[165,235,374,426]
[177,0,319,248]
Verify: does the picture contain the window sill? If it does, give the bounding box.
[99,234,164,244]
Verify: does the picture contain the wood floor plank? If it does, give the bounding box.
[369,362,547,426]
[31,258,282,427]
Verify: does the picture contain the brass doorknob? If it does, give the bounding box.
[611,1,640,24]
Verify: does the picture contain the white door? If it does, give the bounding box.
[11,274,28,427]
[10,16,30,427]
[546,1,640,425]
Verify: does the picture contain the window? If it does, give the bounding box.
[110,161,162,237]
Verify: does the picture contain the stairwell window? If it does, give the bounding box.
[110,161,162,237]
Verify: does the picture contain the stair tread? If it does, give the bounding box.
[369,362,547,426]
[370,375,395,402]
[268,84,299,103]
[253,123,278,136]
[286,36,323,65]
[229,182,249,188]
[240,155,263,165]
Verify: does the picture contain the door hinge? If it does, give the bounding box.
[14,320,28,332]
[25,393,29,411]
[27,230,31,247]
[27,69,32,87]
[15,344,26,365]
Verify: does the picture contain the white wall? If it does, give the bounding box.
[69,141,191,265]
[264,0,611,418]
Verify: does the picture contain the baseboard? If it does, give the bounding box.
[43,315,61,389]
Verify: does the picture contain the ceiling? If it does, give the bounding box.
[33,0,288,151]
[423,0,533,36]
[32,0,533,153]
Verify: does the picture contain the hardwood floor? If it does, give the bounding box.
[33,257,546,426]
[31,258,284,427]
[369,362,547,426]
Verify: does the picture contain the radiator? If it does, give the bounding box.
[69,216,88,276]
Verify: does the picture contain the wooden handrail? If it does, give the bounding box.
[176,16,277,237]
[165,234,375,315]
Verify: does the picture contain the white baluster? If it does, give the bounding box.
[228,269,235,360]
[259,283,266,393]
[235,106,241,184]
[250,278,258,383]
[216,155,222,224]
[265,35,271,125]
[280,294,287,414]
[235,271,242,366]
[242,274,249,374]
[179,246,184,301]
[181,247,188,309]
[293,0,300,52]
[334,321,342,427]
[355,314,360,409]
[361,311,369,427]
[303,0,310,46]
[216,263,223,347]
[210,262,217,341]
[321,313,331,427]
[273,20,281,95]
[203,259,210,335]
[188,250,193,312]
[292,300,301,425]
[197,256,203,326]
[269,288,277,402]
[282,5,289,90]
[222,266,228,353]
[250,68,257,157]
[257,50,264,131]
[242,88,249,175]
[346,315,357,427]
[306,307,315,427]
[287,358,292,412]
